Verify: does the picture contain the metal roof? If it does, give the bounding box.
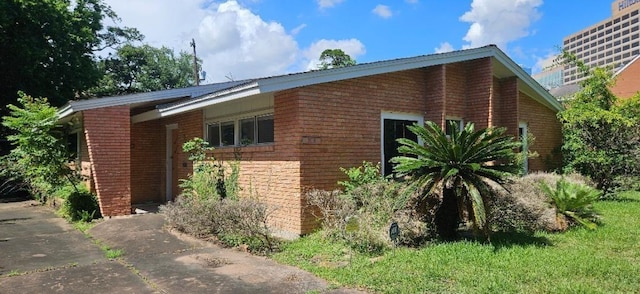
[57,80,251,119]
[60,45,563,123]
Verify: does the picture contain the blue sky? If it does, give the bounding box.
[103,0,613,83]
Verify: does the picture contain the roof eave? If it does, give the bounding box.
[492,49,564,112]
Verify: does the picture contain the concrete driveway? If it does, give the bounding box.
[0,200,363,293]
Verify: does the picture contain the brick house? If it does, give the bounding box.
[611,54,640,99]
[58,45,563,236]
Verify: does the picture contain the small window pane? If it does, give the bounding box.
[257,115,274,143]
[240,117,255,145]
[221,121,235,146]
[207,123,220,147]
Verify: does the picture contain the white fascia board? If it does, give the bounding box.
[493,50,564,112]
[158,87,262,117]
[131,110,161,124]
[158,83,260,115]
[257,47,496,93]
[57,104,74,119]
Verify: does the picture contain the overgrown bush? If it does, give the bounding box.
[305,180,429,254]
[305,189,356,235]
[215,198,275,253]
[488,172,592,232]
[1,92,73,202]
[160,196,277,253]
[179,138,239,200]
[160,196,218,237]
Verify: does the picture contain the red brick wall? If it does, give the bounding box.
[445,63,467,120]
[83,106,131,216]
[128,110,203,204]
[611,59,640,99]
[130,119,163,204]
[496,77,519,137]
[202,91,304,235]
[519,93,563,171]
[424,65,446,124]
[465,58,493,129]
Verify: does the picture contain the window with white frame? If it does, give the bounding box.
[445,118,464,138]
[207,113,274,147]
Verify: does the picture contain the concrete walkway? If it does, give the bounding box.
[0,200,364,293]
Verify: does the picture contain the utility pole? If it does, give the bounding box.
[190,38,199,86]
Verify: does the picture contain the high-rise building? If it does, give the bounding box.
[532,55,563,89]
[562,0,640,84]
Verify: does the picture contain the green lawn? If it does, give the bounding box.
[273,192,640,293]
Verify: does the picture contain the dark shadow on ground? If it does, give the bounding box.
[489,231,553,252]
[0,217,32,224]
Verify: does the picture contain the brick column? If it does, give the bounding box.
[83,106,131,216]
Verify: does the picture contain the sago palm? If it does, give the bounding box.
[391,121,521,240]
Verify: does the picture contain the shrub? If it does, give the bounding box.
[60,190,101,222]
[179,138,240,200]
[1,93,74,202]
[541,179,601,230]
[305,189,356,236]
[215,198,276,253]
[488,172,592,232]
[305,180,429,254]
[160,196,219,237]
[338,161,382,194]
[161,196,277,254]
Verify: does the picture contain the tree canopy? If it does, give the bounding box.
[558,52,640,196]
[318,49,357,70]
[90,44,199,97]
[0,0,142,108]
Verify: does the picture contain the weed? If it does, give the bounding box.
[101,245,124,259]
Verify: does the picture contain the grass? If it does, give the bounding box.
[101,245,125,259]
[273,191,640,293]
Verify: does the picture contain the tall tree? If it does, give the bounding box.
[0,0,142,108]
[318,49,356,70]
[392,122,521,240]
[558,52,640,196]
[90,44,199,97]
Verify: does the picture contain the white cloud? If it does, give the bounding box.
[102,0,367,82]
[291,24,307,36]
[102,0,304,82]
[533,51,560,73]
[434,42,454,53]
[405,0,419,3]
[195,1,298,80]
[302,39,366,71]
[317,0,344,9]
[372,5,393,19]
[459,0,542,50]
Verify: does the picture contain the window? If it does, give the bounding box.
[381,113,423,176]
[445,118,463,138]
[519,123,528,173]
[257,115,274,143]
[206,114,274,147]
[66,132,79,161]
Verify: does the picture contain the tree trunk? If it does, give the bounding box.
[435,188,460,240]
